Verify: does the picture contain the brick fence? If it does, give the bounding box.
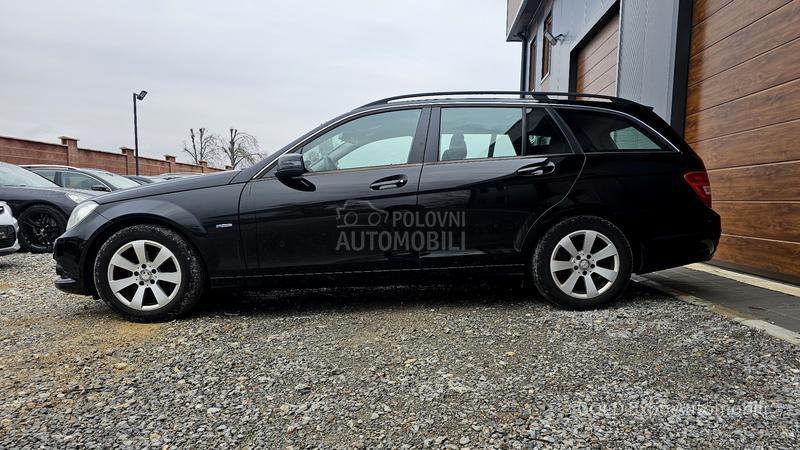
[0,135,230,176]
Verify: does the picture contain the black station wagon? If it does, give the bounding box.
[54,92,721,321]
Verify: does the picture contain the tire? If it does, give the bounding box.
[18,204,66,253]
[93,225,205,322]
[532,216,632,309]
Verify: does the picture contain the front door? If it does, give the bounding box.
[239,107,429,277]
[416,106,584,269]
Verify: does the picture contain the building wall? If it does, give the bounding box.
[685,0,800,282]
[0,135,225,176]
[617,0,686,130]
[517,0,683,126]
[523,0,619,93]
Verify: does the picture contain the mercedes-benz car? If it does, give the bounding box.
[0,162,95,252]
[53,92,720,322]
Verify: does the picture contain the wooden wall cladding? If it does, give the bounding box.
[575,12,619,96]
[686,0,800,283]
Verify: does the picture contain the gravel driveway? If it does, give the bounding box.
[1,253,798,449]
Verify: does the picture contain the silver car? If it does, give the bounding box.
[0,201,20,255]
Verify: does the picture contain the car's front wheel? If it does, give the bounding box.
[94,225,205,322]
[532,216,632,309]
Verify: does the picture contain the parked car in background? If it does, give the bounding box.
[125,175,169,185]
[0,162,96,252]
[54,92,720,322]
[23,165,141,192]
[159,172,201,180]
[0,201,20,256]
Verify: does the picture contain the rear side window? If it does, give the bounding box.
[439,108,523,160]
[557,109,668,152]
[526,108,570,155]
[438,107,569,161]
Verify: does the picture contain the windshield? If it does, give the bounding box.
[0,163,60,188]
[86,169,140,189]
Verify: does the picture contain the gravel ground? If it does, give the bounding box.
[0,253,798,449]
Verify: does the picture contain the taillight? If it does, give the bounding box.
[684,171,712,208]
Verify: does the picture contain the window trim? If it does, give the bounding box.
[426,105,577,165]
[551,106,681,154]
[542,12,553,80]
[251,101,680,180]
[258,106,430,178]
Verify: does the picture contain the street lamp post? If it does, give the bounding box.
[132,90,148,175]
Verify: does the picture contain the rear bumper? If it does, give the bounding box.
[637,208,721,274]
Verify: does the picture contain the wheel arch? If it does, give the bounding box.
[16,200,70,219]
[519,205,644,273]
[81,214,210,297]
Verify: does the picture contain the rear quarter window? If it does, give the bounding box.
[557,108,670,152]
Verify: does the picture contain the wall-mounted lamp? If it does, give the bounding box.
[544,30,565,45]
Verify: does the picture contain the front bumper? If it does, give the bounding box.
[52,210,109,296]
[54,274,86,295]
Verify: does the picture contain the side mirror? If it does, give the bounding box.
[275,154,306,179]
[90,185,111,192]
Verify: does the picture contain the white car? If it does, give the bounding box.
[0,201,20,255]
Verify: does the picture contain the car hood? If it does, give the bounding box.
[92,171,239,204]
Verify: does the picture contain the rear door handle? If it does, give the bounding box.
[370,175,408,190]
[516,161,556,176]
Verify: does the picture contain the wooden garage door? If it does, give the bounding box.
[685,0,800,283]
[575,12,619,95]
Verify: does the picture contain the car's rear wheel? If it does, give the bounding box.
[18,205,66,253]
[532,216,632,309]
[94,225,205,322]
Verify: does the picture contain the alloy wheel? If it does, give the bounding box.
[549,230,619,299]
[106,240,183,311]
[21,212,60,249]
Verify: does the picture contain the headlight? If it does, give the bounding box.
[66,201,98,231]
[66,192,91,204]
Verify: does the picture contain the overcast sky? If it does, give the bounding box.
[0,1,519,166]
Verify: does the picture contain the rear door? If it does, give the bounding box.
[416,105,584,269]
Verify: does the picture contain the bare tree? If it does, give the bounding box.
[182,128,220,165]
[219,128,261,168]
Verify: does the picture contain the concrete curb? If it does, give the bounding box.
[633,275,800,347]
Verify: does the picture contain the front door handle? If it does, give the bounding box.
[516,161,556,176]
[370,175,408,190]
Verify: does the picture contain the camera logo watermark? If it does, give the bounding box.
[335,200,466,252]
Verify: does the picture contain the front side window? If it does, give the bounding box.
[62,171,104,190]
[557,109,667,152]
[301,109,421,172]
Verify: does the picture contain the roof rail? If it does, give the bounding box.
[360,91,639,108]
